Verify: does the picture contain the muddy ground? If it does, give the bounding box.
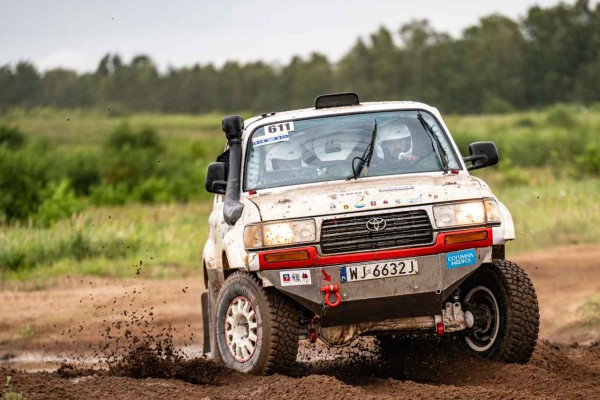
[1,244,598,399]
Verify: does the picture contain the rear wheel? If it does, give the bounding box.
[214,271,300,374]
[461,259,539,363]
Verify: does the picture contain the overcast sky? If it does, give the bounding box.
[0,0,582,73]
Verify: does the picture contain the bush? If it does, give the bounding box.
[132,177,173,203]
[0,125,26,149]
[545,104,578,129]
[574,143,600,176]
[0,148,47,223]
[498,158,530,186]
[101,148,160,189]
[63,151,101,196]
[101,124,165,193]
[34,180,82,227]
[42,149,101,196]
[89,183,130,206]
[105,123,163,152]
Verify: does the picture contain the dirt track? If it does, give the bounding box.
[1,244,599,399]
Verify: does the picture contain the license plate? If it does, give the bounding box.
[340,259,418,283]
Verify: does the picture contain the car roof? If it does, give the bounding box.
[243,101,443,133]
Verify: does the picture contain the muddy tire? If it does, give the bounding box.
[214,271,300,375]
[207,280,222,363]
[461,259,539,363]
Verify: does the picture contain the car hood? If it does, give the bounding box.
[246,174,492,221]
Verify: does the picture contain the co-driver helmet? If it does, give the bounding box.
[265,141,303,171]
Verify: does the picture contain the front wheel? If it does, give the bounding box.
[214,271,300,374]
[460,259,539,364]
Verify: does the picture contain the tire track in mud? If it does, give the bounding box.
[1,339,598,399]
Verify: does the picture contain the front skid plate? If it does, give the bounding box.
[258,247,491,327]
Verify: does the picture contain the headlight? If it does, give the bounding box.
[433,200,501,228]
[244,219,316,249]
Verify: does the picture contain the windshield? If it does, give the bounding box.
[244,110,461,191]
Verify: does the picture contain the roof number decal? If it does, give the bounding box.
[252,122,295,148]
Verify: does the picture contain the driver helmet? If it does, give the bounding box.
[265,141,303,171]
[375,119,413,160]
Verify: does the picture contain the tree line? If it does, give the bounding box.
[1,0,599,115]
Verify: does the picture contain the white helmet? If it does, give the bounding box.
[375,120,413,159]
[265,141,302,171]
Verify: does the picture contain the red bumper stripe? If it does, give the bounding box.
[258,228,493,270]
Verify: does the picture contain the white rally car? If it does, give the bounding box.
[201,93,539,374]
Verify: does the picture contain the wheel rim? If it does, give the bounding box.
[464,286,500,352]
[224,296,259,362]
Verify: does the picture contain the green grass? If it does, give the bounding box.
[0,107,225,149]
[0,202,212,282]
[2,376,25,400]
[497,177,600,255]
[1,176,597,283]
[446,106,600,172]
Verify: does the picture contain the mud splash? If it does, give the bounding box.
[38,279,234,386]
[2,338,598,400]
[106,343,232,386]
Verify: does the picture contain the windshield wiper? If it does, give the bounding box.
[347,121,377,180]
[417,112,449,174]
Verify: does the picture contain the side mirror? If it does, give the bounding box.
[463,141,499,171]
[205,162,227,194]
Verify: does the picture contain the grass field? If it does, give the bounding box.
[1,176,597,283]
[0,108,226,148]
[0,107,598,283]
[0,202,212,282]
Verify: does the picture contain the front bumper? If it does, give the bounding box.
[257,228,492,327]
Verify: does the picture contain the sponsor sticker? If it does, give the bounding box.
[252,134,289,147]
[379,185,414,192]
[395,195,423,205]
[280,270,312,286]
[252,122,295,147]
[446,249,477,269]
[339,190,369,197]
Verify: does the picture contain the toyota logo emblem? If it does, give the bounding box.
[366,217,386,232]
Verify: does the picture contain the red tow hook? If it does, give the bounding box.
[320,284,342,307]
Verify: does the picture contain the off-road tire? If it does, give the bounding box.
[207,280,222,363]
[214,271,300,375]
[461,259,539,364]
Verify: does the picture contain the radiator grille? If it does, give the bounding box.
[320,210,433,254]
